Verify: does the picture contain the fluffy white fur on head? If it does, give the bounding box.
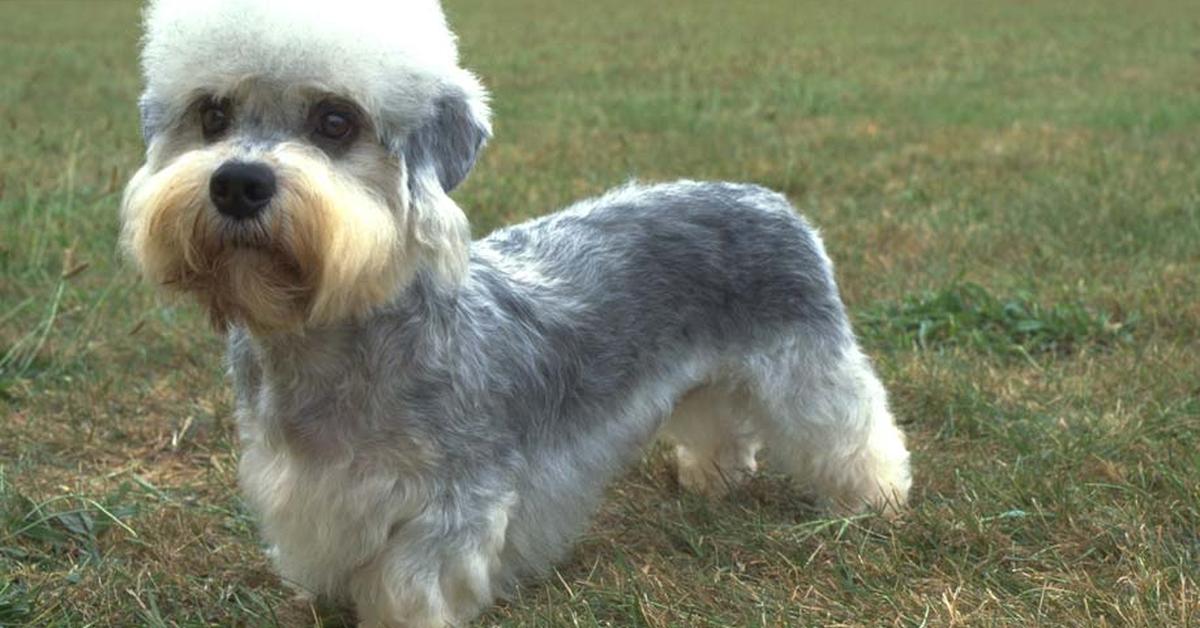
[140,0,487,138]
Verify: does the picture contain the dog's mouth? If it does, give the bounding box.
[216,213,275,250]
[163,235,312,333]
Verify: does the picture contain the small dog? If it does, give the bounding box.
[121,1,911,625]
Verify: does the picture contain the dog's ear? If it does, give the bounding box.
[401,69,491,284]
[138,93,165,144]
[404,70,492,194]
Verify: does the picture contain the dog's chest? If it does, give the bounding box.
[235,406,423,596]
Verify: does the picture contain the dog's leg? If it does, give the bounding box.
[661,383,761,497]
[349,493,515,628]
[747,337,911,515]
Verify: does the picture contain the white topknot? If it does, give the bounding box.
[140,0,487,137]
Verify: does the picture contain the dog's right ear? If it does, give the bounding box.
[138,93,165,144]
[399,69,491,285]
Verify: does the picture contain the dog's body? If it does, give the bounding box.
[231,181,907,620]
[122,1,911,625]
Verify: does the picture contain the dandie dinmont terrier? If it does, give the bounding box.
[121,0,912,625]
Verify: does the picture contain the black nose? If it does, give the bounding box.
[209,161,276,220]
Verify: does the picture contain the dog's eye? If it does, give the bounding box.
[200,99,231,139]
[316,110,355,141]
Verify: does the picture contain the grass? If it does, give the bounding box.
[1,0,1198,625]
[856,282,1136,358]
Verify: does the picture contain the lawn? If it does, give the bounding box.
[2,0,1198,625]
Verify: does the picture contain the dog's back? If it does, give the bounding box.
[475,180,850,355]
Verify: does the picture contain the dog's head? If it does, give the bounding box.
[121,0,489,333]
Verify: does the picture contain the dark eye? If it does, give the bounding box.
[199,99,231,139]
[316,109,355,141]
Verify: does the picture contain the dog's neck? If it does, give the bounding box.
[251,324,359,384]
[227,269,461,463]
[243,268,458,376]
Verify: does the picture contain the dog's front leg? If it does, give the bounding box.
[349,492,516,628]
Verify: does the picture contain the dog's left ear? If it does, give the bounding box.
[405,70,492,194]
[400,68,491,284]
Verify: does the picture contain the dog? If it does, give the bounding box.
[120,1,912,625]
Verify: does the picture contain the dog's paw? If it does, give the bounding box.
[675,447,756,498]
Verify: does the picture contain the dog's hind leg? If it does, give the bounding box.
[661,381,762,497]
[744,334,911,515]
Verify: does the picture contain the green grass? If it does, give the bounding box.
[2,0,1198,625]
[857,282,1136,358]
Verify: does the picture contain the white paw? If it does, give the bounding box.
[675,446,757,497]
